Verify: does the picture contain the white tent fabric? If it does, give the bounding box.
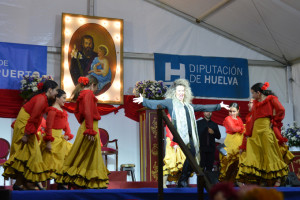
[0,0,297,183]
[0,0,273,60]
[157,0,300,63]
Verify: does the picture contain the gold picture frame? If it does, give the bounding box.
[61,13,124,104]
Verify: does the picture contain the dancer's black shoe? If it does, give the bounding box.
[13,184,24,191]
[36,183,46,190]
[177,172,191,188]
[177,180,189,188]
[57,183,68,190]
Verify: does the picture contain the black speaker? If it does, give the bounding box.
[0,190,11,200]
[204,171,220,185]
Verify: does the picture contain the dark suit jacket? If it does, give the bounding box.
[197,118,221,152]
[70,51,97,85]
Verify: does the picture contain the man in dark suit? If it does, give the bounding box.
[70,35,97,85]
[197,111,221,171]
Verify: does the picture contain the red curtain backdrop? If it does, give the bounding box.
[0,89,24,118]
[63,102,121,116]
[0,90,249,125]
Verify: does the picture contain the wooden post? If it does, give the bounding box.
[157,108,164,200]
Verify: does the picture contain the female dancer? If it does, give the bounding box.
[219,103,245,183]
[237,82,290,186]
[40,89,73,189]
[133,78,229,187]
[55,75,109,189]
[3,80,58,190]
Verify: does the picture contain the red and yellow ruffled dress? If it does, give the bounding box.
[236,95,294,185]
[55,90,109,189]
[163,124,186,182]
[40,107,74,179]
[3,93,50,182]
[219,116,245,182]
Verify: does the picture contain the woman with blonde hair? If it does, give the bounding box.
[55,75,109,189]
[133,78,229,187]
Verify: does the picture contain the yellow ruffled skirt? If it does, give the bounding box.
[219,132,243,182]
[3,108,50,182]
[40,129,73,179]
[55,120,109,189]
[163,137,186,182]
[279,145,294,165]
[236,118,289,185]
[65,140,73,158]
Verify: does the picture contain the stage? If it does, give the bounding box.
[1,172,300,199]
[2,187,299,200]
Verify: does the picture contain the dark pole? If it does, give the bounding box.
[157,107,164,200]
[197,174,205,200]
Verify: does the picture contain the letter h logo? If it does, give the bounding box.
[164,62,185,85]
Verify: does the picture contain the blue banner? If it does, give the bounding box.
[154,53,249,98]
[0,42,47,90]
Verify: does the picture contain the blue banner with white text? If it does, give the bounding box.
[0,42,47,90]
[154,53,249,98]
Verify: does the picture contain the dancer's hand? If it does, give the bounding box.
[86,134,95,142]
[281,142,287,146]
[220,101,230,110]
[133,94,143,104]
[239,149,244,155]
[173,145,178,153]
[46,141,52,152]
[21,134,29,143]
[64,135,69,141]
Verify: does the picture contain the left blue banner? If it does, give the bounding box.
[0,42,47,90]
[154,53,249,98]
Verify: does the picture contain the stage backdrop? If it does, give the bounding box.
[0,42,47,90]
[154,53,249,98]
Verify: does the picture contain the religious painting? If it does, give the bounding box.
[61,13,123,104]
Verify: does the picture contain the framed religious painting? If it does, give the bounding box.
[61,13,124,104]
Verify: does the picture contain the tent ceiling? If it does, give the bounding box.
[149,0,300,65]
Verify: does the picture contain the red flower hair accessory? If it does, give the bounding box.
[37,82,44,90]
[261,82,269,90]
[78,77,89,85]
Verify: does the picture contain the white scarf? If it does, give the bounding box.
[172,99,200,164]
